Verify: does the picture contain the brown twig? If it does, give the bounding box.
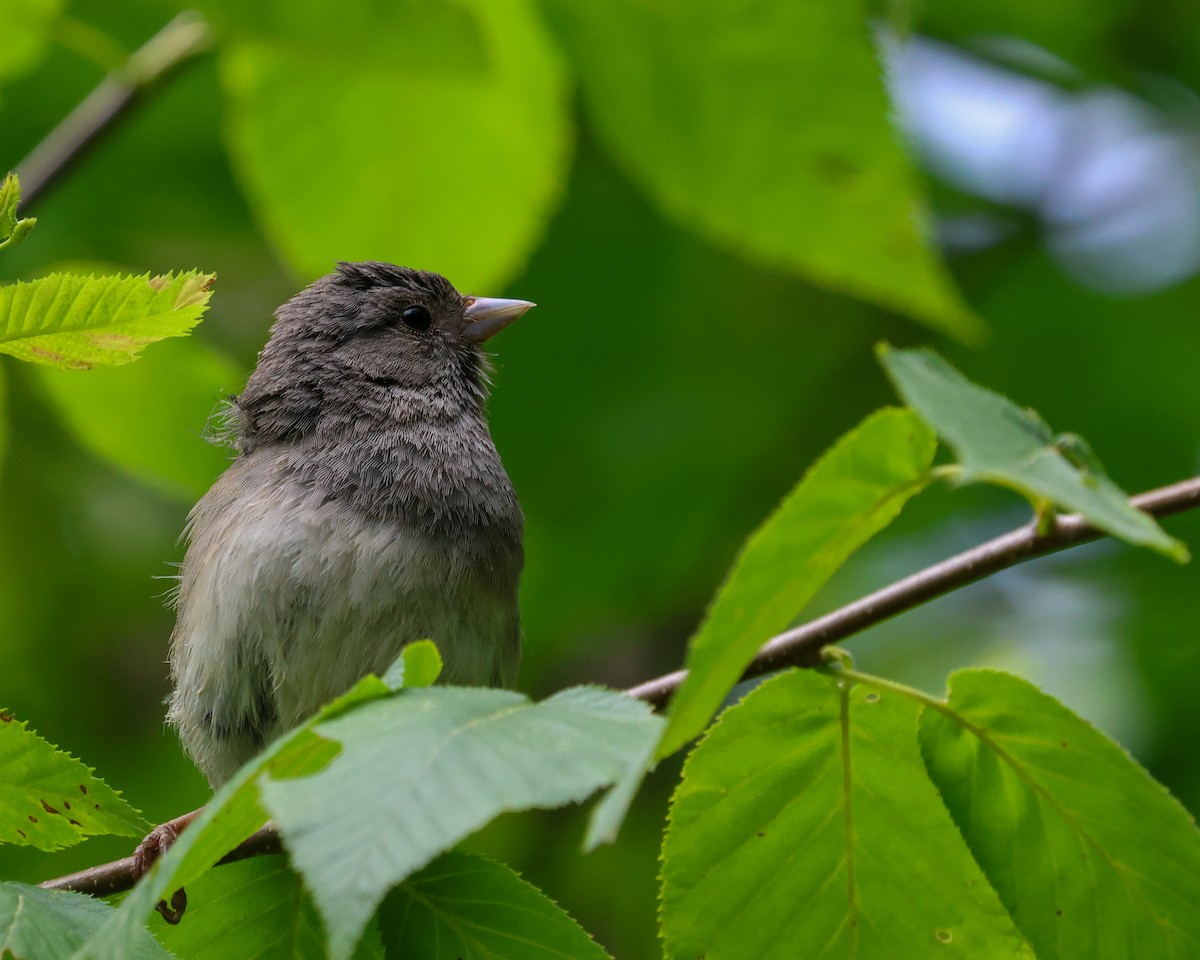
[14,11,212,210]
[38,474,1200,898]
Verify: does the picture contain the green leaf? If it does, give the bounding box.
[658,408,936,758]
[920,670,1200,960]
[259,685,663,960]
[0,710,148,850]
[878,344,1188,560]
[217,0,569,288]
[381,640,443,691]
[151,855,384,960]
[660,670,1032,960]
[542,0,981,340]
[379,852,611,960]
[0,173,36,251]
[0,883,171,960]
[34,336,240,500]
[0,271,216,370]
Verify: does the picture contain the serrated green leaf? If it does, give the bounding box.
[34,336,239,500]
[660,670,1032,960]
[381,640,443,691]
[920,670,1200,960]
[217,0,568,289]
[542,0,982,340]
[151,856,384,960]
[0,711,148,850]
[259,685,663,960]
[0,271,216,369]
[658,408,936,758]
[0,172,36,251]
[379,852,611,960]
[878,344,1188,560]
[0,883,171,960]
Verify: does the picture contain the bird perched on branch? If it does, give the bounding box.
[166,261,532,787]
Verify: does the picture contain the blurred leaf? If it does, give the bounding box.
[379,852,611,960]
[660,670,1031,960]
[0,271,215,369]
[152,855,384,960]
[0,0,63,85]
[921,670,1200,960]
[217,0,569,289]
[0,709,148,850]
[259,685,663,960]
[0,883,171,960]
[542,0,981,340]
[0,172,36,251]
[381,639,443,691]
[34,336,238,500]
[658,408,937,758]
[878,344,1188,560]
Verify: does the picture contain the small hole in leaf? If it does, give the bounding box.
[864,692,880,703]
[935,930,952,944]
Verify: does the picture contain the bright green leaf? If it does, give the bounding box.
[542,0,981,340]
[379,852,611,960]
[381,640,443,691]
[0,710,147,850]
[660,670,1031,960]
[0,172,36,251]
[0,883,171,960]
[34,336,239,500]
[259,685,663,960]
[151,855,384,960]
[658,408,936,758]
[0,271,216,370]
[878,344,1188,560]
[920,670,1200,960]
[217,0,569,289]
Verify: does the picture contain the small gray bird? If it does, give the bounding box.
[167,262,531,787]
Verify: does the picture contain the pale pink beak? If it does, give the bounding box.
[463,296,536,343]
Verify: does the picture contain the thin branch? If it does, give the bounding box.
[38,474,1200,898]
[625,475,1200,706]
[14,11,213,210]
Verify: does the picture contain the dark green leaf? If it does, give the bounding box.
[0,883,170,960]
[921,670,1200,960]
[659,408,937,757]
[380,852,611,960]
[878,344,1187,560]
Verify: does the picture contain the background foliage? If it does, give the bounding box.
[0,0,1198,957]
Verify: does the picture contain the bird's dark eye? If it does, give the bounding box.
[400,304,432,331]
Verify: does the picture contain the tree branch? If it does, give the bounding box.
[14,11,212,210]
[38,474,1200,898]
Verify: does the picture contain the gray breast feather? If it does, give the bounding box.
[167,457,521,786]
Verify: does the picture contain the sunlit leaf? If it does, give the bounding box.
[658,408,936,758]
[0,172,36,251]
[216,0,569,289]
[0,271,215,369]
[379,852,611,959]
[543,0,982,340]
[260,685,662,960]
[878,344,1187,560]
[660,670,1031,959]
[0,0,63,85]
[921,670,1200,960]
[0,710,148,850]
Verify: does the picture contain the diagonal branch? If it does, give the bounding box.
[39,473,1200,898]
[14,11,213,210]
